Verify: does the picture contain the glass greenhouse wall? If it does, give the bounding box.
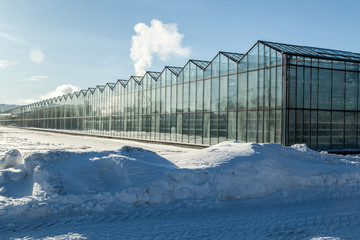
[2,40,360,150]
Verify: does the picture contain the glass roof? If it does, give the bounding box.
[97,85,105,92]
[219,52,244,62]
[88,88,96,94]
[118,79,129,87]
[106,83,116,90]
[190,60,210,70]
[131,76,143,84]
[260,41,360,62]
[147,71,161,80]
[166,66,182,75]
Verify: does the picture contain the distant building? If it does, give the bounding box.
[2,41,360,150]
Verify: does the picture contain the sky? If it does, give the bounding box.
[1,0,360,105]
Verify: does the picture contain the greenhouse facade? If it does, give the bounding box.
[2,40,360,150]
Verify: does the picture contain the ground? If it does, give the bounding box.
[0,127,359,240]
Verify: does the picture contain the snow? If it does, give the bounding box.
[1,127,360,239]
[0,149,23,170]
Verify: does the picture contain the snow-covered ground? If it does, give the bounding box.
[1,127,360,240]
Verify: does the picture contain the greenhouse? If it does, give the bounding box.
[2,40,360,150]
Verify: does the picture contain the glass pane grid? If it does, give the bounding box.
[219,52,244,62]
[147,71,161,80]
[190,60,210,70]
[107,83,116,90]
[118,79,129,87]
[262,40,360,62]
[4,40,360,152]
[166,66,182,75]
[131,76,143,84]
[97,85,105,92]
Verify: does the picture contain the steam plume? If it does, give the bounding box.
[130,19,190,76]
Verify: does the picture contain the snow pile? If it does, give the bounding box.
[0,149,23,170]
[1,142,360,220]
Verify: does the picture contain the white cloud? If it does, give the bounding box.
[22,84,80,104]
[30,47,44,63]
[42,84,79,99]
[29,76,48,81]
[18,75,48,82]
[0,60,17,69]
[0,31,30,45]
[130,19,190,76]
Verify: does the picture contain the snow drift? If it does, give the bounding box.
[0,149,23,170]
[1,142,360,220]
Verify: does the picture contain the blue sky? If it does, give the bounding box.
[1,0,360,104]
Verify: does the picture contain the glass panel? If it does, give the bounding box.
[263,110,270,143]
[196,81,203,111]
[276,66,283,108]
[257,110,263,142]
[184,65,190,83]
[238,73,247,109]
[288,110,295,145]
[190,63,196,81]
[220,76,228,111]
[331,111,344,149]
[203,80,210,111]
[218,112,227,142]
[333,61,345,70]
[189,113,195,144]
[318,69,331,109]
[270,67,276,108]
[259,43,264,69]
[332,70,345,110]
[319,59,332,69]
[248,71,258,109]
[247,111,257,142]
[345,71,357,110]
[176,114,182,141]
[318,111,331,150]
[212,56,220,78]
[228,74,237,110]
[264,46,270,68]
[229,60,237,75]
[195,112,203,144]
[248,44,258,71]
[295,110,303,143]
[345,112,356,149]
[183,83,189,113]
[258,70,264,108]
[211,77,219,111]
[304,67,311,108]
[311,68,318,109]
[189,81,196,112]
[228,111,236,141]
[270,49,276,67]
[203,113,210,145]
[264,68,270,108]
[237,111,246,142]
[296,66,304,108]
[275,110,282,143]
[303,110,310,146]
[238,55,247,73]
[220,54,228,76]
[210,112,218,144]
